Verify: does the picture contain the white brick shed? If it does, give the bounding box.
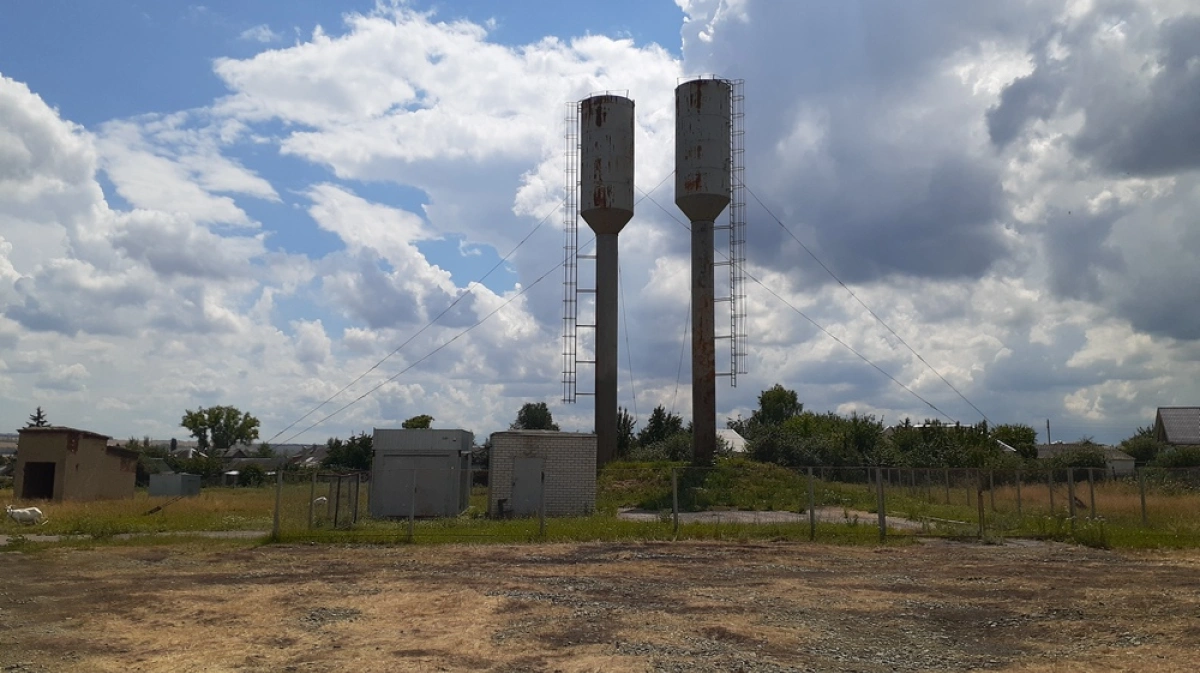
[488,431,596,517]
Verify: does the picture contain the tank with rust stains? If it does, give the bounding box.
[675,78,732,222]
[579,95,634,236]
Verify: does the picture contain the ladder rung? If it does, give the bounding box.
[577,288,596,294]
[577,360,596,365]
[576,324,596,329]
[578,254,597,260]
[576,392,596,396]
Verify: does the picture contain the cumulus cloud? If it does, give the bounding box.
[3,1,1200,446]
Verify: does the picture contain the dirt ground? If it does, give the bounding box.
[2,539,1198,673]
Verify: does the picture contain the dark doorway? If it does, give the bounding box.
[21,462,56,500]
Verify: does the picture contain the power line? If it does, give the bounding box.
[671,298,690,417]
[637,187,956,424]
[741,184,991,425]
[278,237,591,445]
[267,201,563,444]
[618,260,639,426]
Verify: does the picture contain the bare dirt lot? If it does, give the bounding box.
[2,539,1199,672]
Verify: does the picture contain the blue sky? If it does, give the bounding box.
[2,0,1199,446]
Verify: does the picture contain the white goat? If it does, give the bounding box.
[6,505,48,526]
[312,496,328,507]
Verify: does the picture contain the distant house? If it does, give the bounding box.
[1154,407,1200,445]
[1037,442,1136,477]
[289,444,329,469]
[716,428,747,454]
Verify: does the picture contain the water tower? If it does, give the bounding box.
[676,78,734,466]
[570,94,634,466]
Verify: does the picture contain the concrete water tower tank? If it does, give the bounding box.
[676,78,732,466]
[579,94,635,466]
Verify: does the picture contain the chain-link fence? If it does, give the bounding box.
[266,464,1200,546]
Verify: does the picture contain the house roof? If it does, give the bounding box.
[18,426,111,440]
[1156,407,1200,445]
[1037,443,1134,463]
[716,428,747,453]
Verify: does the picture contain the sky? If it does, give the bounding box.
[2,0,1199,447]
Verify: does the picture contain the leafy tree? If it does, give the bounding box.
[253,442,275,458]
[616,407,636,458]
[180,406,260,451]
[322,432,374,471]
[753,384,803,427]
[511,402,559,431]
[26,406,50,428]
[1119,426,1163,466]
[402,414,435,429]
[237,462,267,487]
[992,423,1038,461]
[637,405,684,447]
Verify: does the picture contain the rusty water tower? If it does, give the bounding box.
[676,78,734,466]
[575,94,635,466]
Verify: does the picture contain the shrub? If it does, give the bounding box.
[238,463,267,487]
[1153,445,1200,468]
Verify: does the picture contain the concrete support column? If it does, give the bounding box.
[595,233,619,466]
[692,219,716,466]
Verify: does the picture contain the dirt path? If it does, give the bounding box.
[2,540,1198,672]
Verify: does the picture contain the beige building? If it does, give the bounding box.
[14,427,138,501]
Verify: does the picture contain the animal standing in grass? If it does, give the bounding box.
[6,505,48,525]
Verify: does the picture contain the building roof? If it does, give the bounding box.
[1155,407,1200,445]
[18,426,111,440]
[716,428,747,453]
[1037,443,1134,463]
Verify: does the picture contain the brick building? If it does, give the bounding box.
[488,431,596,517]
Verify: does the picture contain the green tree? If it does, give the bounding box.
[752,384,803,427]
[992,423,1039,461]
[511,402,559,431]
[637,405,684,447]
[180,406,260,451]
[253,442,275,458]
[26,406,49,428]
[402,414,435,429]
[1119,426,1163,466]
[322,432,374,471]
[237,462,267,487]
[616,407,636,458]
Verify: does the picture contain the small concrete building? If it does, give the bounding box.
[14,426,137,501]
[370,428,473,518]
[489,431,596,518]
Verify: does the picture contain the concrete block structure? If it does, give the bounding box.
[371,429,472,518]
[488,431,596,518]
[14,427,137,501]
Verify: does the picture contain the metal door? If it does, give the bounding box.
[510,457,544,516]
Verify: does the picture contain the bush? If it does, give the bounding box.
[1153,445,1200,468]
[238,463,267,487]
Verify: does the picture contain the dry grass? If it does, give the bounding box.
[3,540,1200,672]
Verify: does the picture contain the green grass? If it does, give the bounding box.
[7,462,1200,549]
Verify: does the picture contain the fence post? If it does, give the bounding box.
[976,470,986,539]
[989,470,996,512]
[875,466,886,543]
[407,470,416,543]
[271,467,283,541]
[1087,468,1096,519]
[807,466,816,542]
[1067,469,1077,533]
[538,471,546,539]
[671,468,680,537]
[1139,468,1148,527]
[351,474,360,525]
[944,468,951,504]
[1015,469,1022,517]
[1047,470,1055,514]
[333,475,342,528]
[307,469,317,530]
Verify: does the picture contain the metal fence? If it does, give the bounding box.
[266,464,1200,545]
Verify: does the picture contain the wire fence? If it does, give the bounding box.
[266,464,1200,546]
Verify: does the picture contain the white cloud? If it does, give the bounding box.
[2,1,1199,448]
[239,24,281,43]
